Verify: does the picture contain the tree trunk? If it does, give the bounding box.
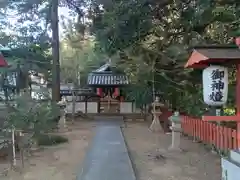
[51,0,60,102]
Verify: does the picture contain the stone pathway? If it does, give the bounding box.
[77,117,136,180]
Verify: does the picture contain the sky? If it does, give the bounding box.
[5,6,72,37]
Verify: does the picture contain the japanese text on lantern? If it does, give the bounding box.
[209,69,225,102]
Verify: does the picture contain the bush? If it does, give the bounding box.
[5,95,62,134]
[36,134,68,146]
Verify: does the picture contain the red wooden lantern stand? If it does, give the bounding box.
[185,41,240,149]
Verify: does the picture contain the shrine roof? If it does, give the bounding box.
[87,62,129,86]
[94,62,111,72]
[185,45,240,68]
[87,72,129,86]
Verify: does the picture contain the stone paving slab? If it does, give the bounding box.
[77,117,136,180]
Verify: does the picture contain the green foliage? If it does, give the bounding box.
[2,0,240,117]
[0,0,53,87]
[36,134,68,146]
[4,45,52,79]
[124,84,152,108]
[91,0,153,55]
[5,94,61,134]
[60,27,107,85]
[89,0,240,116]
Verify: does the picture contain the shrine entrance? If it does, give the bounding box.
[87,62,132,114]
[59,62,147,121]
[99,93,119,113]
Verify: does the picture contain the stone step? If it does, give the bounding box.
[230,150,240,164]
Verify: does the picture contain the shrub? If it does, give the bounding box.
[36,134,68,146]
[5,96,61,134]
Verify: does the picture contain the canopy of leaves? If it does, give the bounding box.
[5,94,61,134]
[60,16,107,86]
[89,0,240,115]
[0,0,54,93]
[2,0,240,117]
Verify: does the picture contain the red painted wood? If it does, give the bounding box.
[236,63,240,149]
[202,115,240,122]
[158,108,172,133]
[232,130,237,149]
[181,116,240,151]
[235,37,240,46]
[0,53,8,67]
[96,88,102,97]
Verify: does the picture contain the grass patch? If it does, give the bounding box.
[36,134,68,146]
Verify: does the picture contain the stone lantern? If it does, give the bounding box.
[57,97,67,130]
[168,111,182,151]
[150,96,164,132]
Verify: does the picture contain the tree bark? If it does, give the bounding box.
[51,0,60,102]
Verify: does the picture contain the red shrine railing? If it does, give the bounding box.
[181,116,239,151]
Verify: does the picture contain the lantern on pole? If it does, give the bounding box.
[202,65,228,106]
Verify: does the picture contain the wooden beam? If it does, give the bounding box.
[202,115,240,122]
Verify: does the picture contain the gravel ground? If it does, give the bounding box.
[0,120,221,180]
[0,121,95,180]
[122,122,221,180]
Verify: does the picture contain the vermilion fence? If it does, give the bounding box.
[181,116,238,151]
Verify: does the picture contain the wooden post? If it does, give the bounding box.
[12,128,16,166]
[132,101,134,113]
[107,90,110,111]
[85,98,87,113]
[71,89,76,122]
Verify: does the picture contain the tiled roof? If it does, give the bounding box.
[196,47,240,59]
[185,46,240,68]
[87,72,129,86]
[94,63,111,72]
